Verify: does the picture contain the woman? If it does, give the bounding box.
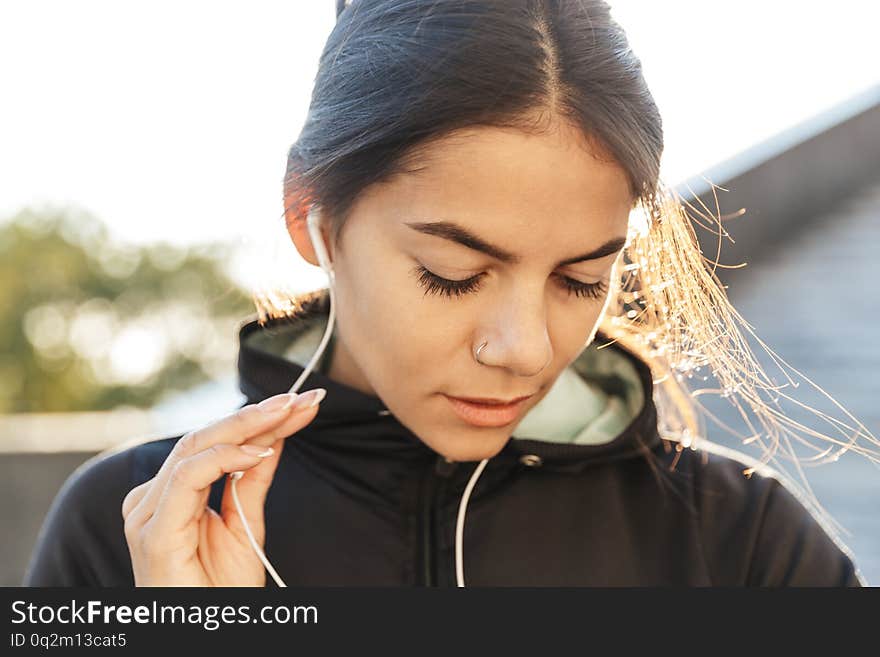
[24,0,873,587]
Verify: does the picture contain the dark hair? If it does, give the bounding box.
[284,0,663,247]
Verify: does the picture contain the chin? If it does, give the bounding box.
[434,435,509,463]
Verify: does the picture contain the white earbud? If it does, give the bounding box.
[228,204,336,588]
[307,206,335,280]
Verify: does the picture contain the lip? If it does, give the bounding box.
[453,394,534,405]
[444,393,533,428]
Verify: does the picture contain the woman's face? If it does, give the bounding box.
[291,121,634,462]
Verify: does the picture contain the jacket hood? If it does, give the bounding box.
[236,288,661,472]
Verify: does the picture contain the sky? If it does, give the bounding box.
[1,0,878,293]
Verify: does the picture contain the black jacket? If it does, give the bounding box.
[24,293,865,587]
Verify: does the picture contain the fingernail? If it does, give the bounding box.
[257,393,297,412]
[240,444,274,457]
[283,388,327,411]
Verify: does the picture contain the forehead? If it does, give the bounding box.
[364,122,634,245]
[408,121,630,186]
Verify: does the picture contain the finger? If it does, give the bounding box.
[139,389,325,515]
[122,479,153,519]
[146,443,276,541]
[220,402,320,545]
[235,398,323,453]
[133,392,325,531]
[220,436,287,545]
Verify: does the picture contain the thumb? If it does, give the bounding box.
[220,437,285,547]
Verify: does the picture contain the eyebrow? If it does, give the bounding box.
[404,220,627,267]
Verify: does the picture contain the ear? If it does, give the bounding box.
[283,191,332,268]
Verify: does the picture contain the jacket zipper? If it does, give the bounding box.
[416,453,459,586]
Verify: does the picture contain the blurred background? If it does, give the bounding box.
[1,1,878,585]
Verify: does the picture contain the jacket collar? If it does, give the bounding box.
[236,288,661,475]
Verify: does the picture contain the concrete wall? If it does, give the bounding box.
[3,451,100,586]
[675,84,880,289]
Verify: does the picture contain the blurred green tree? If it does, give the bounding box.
[0,206,254,413]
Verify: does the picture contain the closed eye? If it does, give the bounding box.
[411,265,609,301]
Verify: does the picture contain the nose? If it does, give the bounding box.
[476,287,553,377]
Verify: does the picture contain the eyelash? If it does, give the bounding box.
[413,265,609,301]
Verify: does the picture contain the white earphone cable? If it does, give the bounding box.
[228,207,334,588]
[455,457,489,587]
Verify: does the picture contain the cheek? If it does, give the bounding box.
[548,294,608,348]
[380,284,468,380]
[334,253,455,387]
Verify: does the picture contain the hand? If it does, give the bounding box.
[120,389,326,586]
